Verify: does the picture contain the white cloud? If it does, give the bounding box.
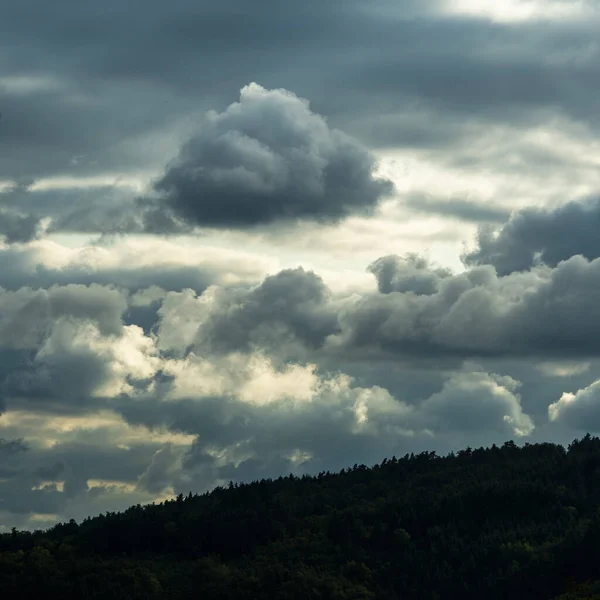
[444,0,594,23]
[536,361,591,378]
[548,379,600,430]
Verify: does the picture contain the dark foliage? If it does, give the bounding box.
[4,436,600,598]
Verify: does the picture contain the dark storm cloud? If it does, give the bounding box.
[151,84,393,228]
[0,481,64,516]
[463,197,600,275]
[42,188,145,235]
[5,254,600,446]
[48,441,165,488]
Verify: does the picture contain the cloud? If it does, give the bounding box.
[150,83,393,229]
[535,361,591,378]
[0,405,195,527]
[156,267,341,358]
[442,0,593,23]
[0,284,149,420]
[368,253,451,295]
[0,438,28,455]
[419,368,533,437]
[0,208,46,243]
[2,321,161,418]
[136,443,183,494]
[0,1,438,181]
[155,254,600,363]
[35,461,65,480]
[0,253,572,528]
[3,0,600,194]
[4,323,159,410]
[116,352,535,494]
[332,255,600,359]
[548,379,600,431]
[463,197,600,274]
[0,237,273,294]
[404,194,511,224]
[0,284,127,351]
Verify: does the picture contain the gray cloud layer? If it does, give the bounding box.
[4,0,600,532]
[3,0,599,183]
[404,194,511,224]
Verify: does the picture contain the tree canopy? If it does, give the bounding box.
[3,436,600,598]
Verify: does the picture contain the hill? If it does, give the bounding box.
[4,436,600,599]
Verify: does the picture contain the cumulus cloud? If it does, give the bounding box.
[2,322,162,419]
[42,323,156,396]
[156,267,341,358]
[116,351,535,493]
[419,369,533,437]
[0,284,127,351]
[0,284,163,421]
[463,197,600,275]
[150,83,393,229]
[153,254,600,363]
[332,255,600,359]
[0,256,563,528]
[549,379,600,431]
[122,371,405,482]
[368,253,451,295]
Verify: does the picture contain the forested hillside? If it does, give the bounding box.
[4,436,600,599]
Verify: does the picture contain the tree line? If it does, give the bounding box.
[4,436,600,598]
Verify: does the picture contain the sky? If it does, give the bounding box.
[2,0,600,530]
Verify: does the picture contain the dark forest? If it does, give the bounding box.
[3,436,600,598]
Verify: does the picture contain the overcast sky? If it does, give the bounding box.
[3,0,600,530]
